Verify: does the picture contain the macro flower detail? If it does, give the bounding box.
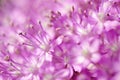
[0,0,120,80]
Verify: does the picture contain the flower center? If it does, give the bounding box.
[111,44,118,52]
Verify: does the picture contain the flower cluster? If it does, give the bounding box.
[0,0,120,80]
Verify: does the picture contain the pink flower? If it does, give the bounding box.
[0,0,120,80]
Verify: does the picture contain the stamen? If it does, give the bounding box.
[19,32,41,48]
[4,55,10,61]
[9,62,21,71]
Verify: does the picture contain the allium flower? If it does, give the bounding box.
[0,0,120,80]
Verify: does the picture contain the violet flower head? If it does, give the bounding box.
[0,0,120,80]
